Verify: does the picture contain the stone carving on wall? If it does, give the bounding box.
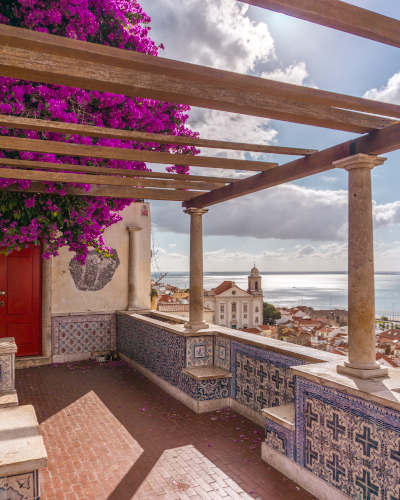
[69,249,120,291]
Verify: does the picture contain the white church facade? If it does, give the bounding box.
[204,267,264,329]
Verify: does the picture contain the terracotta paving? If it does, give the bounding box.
[16,359,316,500]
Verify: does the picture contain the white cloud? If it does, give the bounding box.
[374,200,400,228]
[363,71,400,104]
[168,243,177,247]
[321,176,338,182]
[261,61,318,88]
[167,253,188,260]
[153,247,167,255]
[141,0,275,74]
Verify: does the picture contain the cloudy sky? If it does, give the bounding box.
[138,0,400,273]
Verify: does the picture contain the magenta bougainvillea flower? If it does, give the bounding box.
[0,0,198,263]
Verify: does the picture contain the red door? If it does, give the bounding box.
[0,244,42,356]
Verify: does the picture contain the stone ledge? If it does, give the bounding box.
[0,337,17,354]
[16,356,52,369]
[0,405,47,476]
[0,391,18,408]
[291,361,400,413]
[182,366,232,380]
[262,404,295,431]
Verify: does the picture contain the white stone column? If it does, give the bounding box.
[126,226,142,311]
[184,208,209,332]
[334,154,388,379]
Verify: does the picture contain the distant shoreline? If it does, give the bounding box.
[152,271,400,275]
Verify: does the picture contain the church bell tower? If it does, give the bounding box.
[247,265,263,296]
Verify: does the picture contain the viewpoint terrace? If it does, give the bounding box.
[1,1,400,499]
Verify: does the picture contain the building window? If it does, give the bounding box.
[232,315,236,319]
[255,307,259,312]
[255,317,259,323]
[220,315,224,319]
[221,305,224,313]
[255,281,258,290]
[244,314,247,319]
[244,304,247,313]
[232,303,236,313]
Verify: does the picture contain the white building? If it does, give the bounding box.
[204,266,264,329]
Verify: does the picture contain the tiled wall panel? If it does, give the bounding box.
[117,315,228,401]
[0,471,39,500]
[52,314,116,362]
[230,340,305,413]
[0,354,14,392]
[214,336,230,371]
[295,377,400,500]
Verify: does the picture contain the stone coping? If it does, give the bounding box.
[0,337,17,354]
[0,404,47,476]
[291,361,400,413]
[182,366,232,380]
[116,311,344,363]
[51,310,117,317]
[262,404,295,432]
[0,392,18,408]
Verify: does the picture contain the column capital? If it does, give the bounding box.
[333,153,386,171]
[184,207,209,216]
[127,226,142,232]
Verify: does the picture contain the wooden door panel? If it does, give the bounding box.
[8,255,33,315]
[0,246,41,356]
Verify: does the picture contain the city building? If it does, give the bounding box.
[204,266,264,329]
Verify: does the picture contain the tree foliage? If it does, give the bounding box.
[263,302,281,325]
[0,0,198,263]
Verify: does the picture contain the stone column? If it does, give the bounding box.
[126,226,142,311]
[334,154,388,379]
[184,208,209,332]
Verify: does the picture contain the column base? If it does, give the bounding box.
[337,364,388,379]
[183,321,209,333]
[126,306,142,311]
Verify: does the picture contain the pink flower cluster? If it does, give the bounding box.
[0,0,198,263]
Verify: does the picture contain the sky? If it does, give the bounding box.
[137,0,400,273]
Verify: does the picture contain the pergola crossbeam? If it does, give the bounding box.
[184,123,400,207]
[0,136,277,172]
[0,116,317,156]
[242,0,400,49]
[0,26,398,133]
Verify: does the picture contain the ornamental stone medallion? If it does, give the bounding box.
[69,249,120,291]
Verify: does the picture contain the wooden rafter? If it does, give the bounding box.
[0,136,278,172]
[0,181,202,201]
[0,26,398,133]
[0,116,317,156]
[0,168,214,191]
[242,0,400,49]
[0,158,236,184]
[184,123,400,207]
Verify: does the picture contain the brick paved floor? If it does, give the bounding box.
[16,359,317,500]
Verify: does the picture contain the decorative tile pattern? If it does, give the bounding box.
[0,471,39,500]
[214,336,231,371]
[295,377,400,500]
[117,315,225,401]
[0,354,13,392]
[230,341,304,413]
[186,336,213,367]
[52,314,116,358]
[265,419,295,460]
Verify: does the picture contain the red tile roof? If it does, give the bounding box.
[213,281,249,296]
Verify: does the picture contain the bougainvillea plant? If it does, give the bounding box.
[0,0,198,263]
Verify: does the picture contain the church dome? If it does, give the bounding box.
[250,265,259,276]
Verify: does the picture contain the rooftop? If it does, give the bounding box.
[16,360,316,500]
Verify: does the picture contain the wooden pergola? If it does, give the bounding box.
[1,0,399,377]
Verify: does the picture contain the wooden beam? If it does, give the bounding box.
[0,167,217,191]
[0,180,201,201]
[243,0,400,49]
[0,158,236,184]
[184,122,400,207]
[0,116,318,156]
[0,26,397,132]
[1,25,399,120]
[0,136,277,172]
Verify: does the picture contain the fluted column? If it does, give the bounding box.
[126,226,142,311]
[184,208,209,332]
[334,154,388,379]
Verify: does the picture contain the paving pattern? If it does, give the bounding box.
[16,359,317,500]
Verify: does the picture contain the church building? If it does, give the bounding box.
[204,266,264,329]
